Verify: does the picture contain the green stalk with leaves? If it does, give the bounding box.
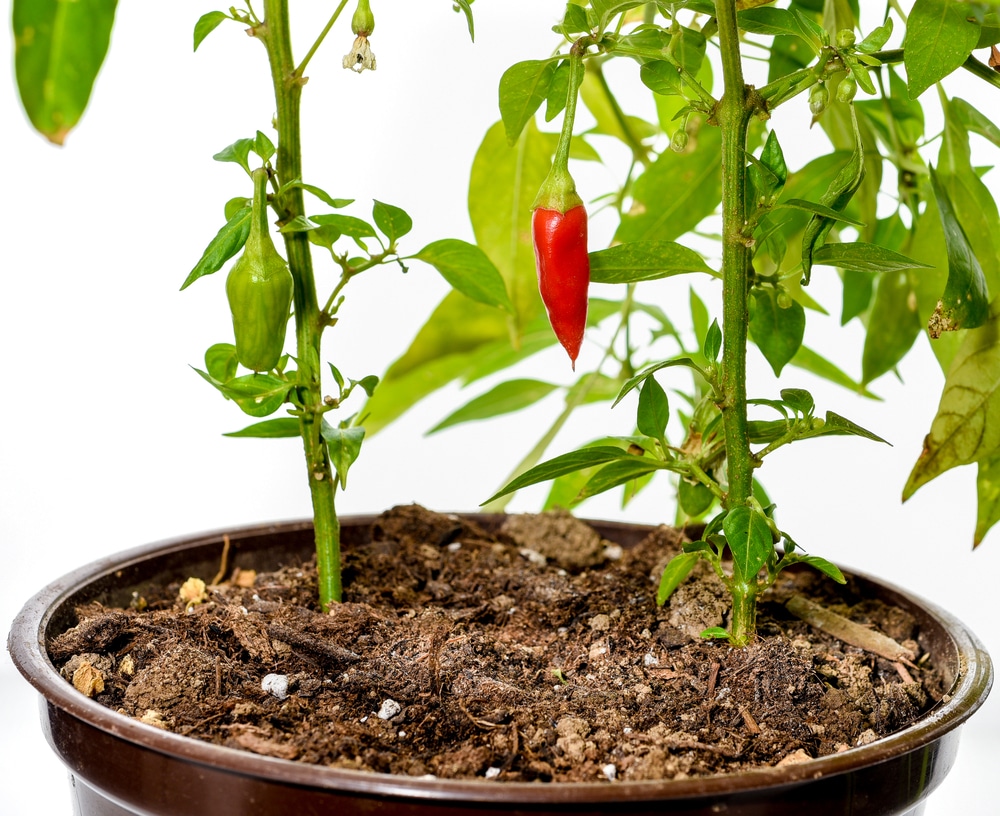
[12,0,510,611]
[382,0,1000,646]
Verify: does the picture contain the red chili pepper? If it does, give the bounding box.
[532,203,589,367]
[531,49,589,368]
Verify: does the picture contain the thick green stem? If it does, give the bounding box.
[261,0,341,609]
[716,1,757,641]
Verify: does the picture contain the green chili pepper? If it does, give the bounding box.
[226,168,294,372]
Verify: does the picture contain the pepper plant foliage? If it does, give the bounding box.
[364,0,1000,645]
[11,0,497,611]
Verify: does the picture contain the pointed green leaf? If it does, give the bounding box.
[310,214,377,246]
[861,268,923,385]
[452,0,475,41]
[253,130,275,162]
[784,554,846,583]
[975,452,1000,547]
[615,125,723,244]
[812,242,934,275]
[905,308,1000,499]
[749,129,788,206]
[704,320,722,363]
[205,343,239,384]
[926,168,990,338]
[195,369,289,417]
[414,239,514,313]
[321,424,365,488]
[723,506,773,582]
[499,59,556,145]
[749,288,805,376]
[639,60,683,97]
[278,179,353,209]
[778,199,865,227]
[428,379,559,434]
[482,447,635,505]
[224,418,300,438]
[903,0,980,99]
[213,138,254,173]
[857,17,893,53]
[818,412,890,445]
[637,377,670,442]
[13,0,118,144]
[951,97,1000,150]
[679,479,715,517]
[194,11,229,51]
[372,200,412,244]
[656,552,701,606]
[613,358,701,407]
[577,457,671,503]
[588,241,715,284]
[181,207,252,290]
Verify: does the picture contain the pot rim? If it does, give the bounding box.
[7,515,994,805]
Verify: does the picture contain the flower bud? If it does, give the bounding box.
[836,75,858,104]
[809,83,829,116]
[836,29,856,48]
[670,129,689,153]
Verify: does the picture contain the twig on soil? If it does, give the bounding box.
[707,662,720,698]
[211,534,231,586]
[786,595,917,667]
[739,706,761,735]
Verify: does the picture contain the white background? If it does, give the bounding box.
[2,1,997,812]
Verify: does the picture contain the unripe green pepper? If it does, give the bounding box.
[351,0,375,36]
[226,168,293,372]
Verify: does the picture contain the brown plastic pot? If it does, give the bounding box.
[8,516,993,816]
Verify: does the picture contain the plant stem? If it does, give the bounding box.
[296,0,351,78]
[715,0,757,644]
[261,0,341,609]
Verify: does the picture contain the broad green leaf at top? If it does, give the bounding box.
[13,0,119,144]
[903,0,981,99]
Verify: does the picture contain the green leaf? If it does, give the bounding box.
[555,3,590,37]
[704,320,722,362]
[452,0,475,41]
[253,130,275,162]
[372,200,413,244]
[362,121,553,435]
[428,379,559,434]
[723,506,773,582]
[749,288,805,376]
[857,16,893,53]
[181,207,252,290]
[975,452,1000,547]
[194,11,229,51]
[499,60,556,145]
[904,307,1000,499]
[196,369,289,417]
[637,377,670,442]
[278,179,353,209]
[861,268,923,385]
[903,0,981,99]
[639,60,683,97]
[817,411,890,445]
[577,457,670,503]
[700,627,731,640]
[545,59,571,121]
[213,138,254,174]
[205,343,239,384]
[738,7,819,47]
[591,0,649,30]
[482,447,636,505]
[800,107,867,284]
[952,97,1000,149]
[812,242,934,275]
[749,130,788,207]
[784,554,847,583]
[778,199,866,227]
[781,388,814,416]
[926,168,990,338]
[224,418,300,438]
[588,241,715,284]
[613,358,701,407]
[615,124,723,244]
[321,423,365,489]
[353,374,379,398]
[679,479,715,517]
[310,214,377,247]
[278,216,318,234]
[13,0,118,144]
[655,552,701,606]
[413,239,514,313]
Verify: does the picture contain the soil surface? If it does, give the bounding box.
[50,505,945,783]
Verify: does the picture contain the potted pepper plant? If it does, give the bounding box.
[4,1,998,814]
